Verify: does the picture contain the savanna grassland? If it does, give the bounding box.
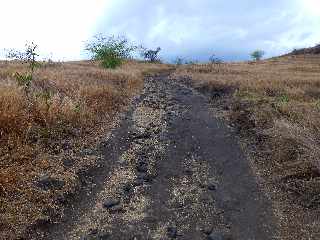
[173,54,320,238]
[2,42,320,240]
[0,59,170,239]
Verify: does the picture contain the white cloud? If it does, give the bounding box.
[1,0,319,61]
[95,0,320,61]
[301,0,320,17]
[0,0,108,60]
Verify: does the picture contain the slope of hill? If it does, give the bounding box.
[173,54,320,239]
[289,44,320,55]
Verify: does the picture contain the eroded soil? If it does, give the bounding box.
[31,72,278,240]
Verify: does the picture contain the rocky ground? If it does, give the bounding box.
[31,72,278,240]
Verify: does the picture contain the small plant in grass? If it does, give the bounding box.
[250,50,265,61]
[85,35,137,69]
[278,94,289,105]
[41,90,52,112]
[315,100,320,110]
[74,102,82,114]
[8,43,39,95]
[6,42,39,93]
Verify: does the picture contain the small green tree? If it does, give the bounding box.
[250,50,265,61]
[85,35,136,69]
[6,42,39,94]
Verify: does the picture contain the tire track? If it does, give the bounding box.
[42,72,278,240]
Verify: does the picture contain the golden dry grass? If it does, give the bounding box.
[173,54,320,238]
[0,60,170,239]
[174,55,320,163]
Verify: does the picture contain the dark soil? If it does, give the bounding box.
[28,72,278,240]
[289,44,320,55]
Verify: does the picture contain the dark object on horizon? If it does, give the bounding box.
[174,57,184,65]
[290,44,320,55]
[209,54,223,64]
[142,47,161,62]
[250,50,265,61]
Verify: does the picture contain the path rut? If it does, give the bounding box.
[40,72,277,240]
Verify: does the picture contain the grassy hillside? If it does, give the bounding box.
[173,54,320,238]
[2,52,320,238]
[0,60,170,238]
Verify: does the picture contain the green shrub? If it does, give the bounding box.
[102,56,122,69]
[250,50,265,61]
[6,42,39,94]
[86,35,136,69]
[277,94,289,106]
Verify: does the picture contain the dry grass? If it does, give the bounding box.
[174,55,320,166]
[173,54,320,239]
[0,60,170,239]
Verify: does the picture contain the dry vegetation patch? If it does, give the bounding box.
[0,59,170,239]
[173,55,320,239]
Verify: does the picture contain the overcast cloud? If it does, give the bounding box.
[96,0,320,61]
[0,0,319,61]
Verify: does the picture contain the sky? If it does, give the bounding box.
[0,0,319,62]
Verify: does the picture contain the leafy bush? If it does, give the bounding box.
[85,35,136,69]
[250,50,265,61]
[99,48,122,69]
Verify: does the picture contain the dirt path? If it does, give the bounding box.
[40,72,278,240]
